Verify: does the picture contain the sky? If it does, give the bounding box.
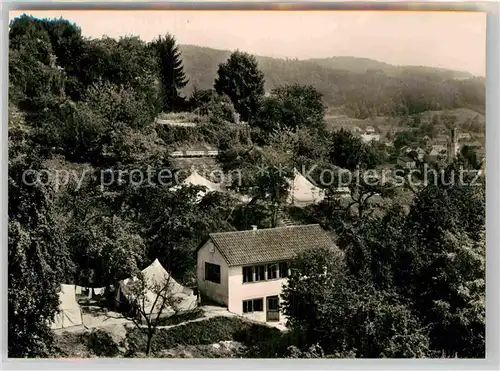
[9,10,486,76]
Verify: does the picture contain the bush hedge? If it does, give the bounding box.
[87,329,119,357]
[125,316,281,355]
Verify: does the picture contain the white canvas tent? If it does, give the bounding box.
[286,169,325,205]
[116,259,197,317]
[170,170,222,201]
[50,284,84,330]
[238,193,253,203]
[183,170,221,192]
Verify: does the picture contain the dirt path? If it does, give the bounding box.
[54,305,287,342]
[54,305,234,333]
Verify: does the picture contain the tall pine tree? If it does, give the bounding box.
[150,34,188,112]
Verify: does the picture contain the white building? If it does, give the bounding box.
[458,132,471,141]
[478,159,486,177]
[361,133,380,143]
[156,119,197,128]
[197,225,338,325]
[415,147,426,161]
[397,156,417,169]
[447,128,459,164]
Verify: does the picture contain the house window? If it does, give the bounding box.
[267,296,279,311]
[267,263,278,280]
[255,265,265,281]
[243,299,253,313]
[243,266,253,283]
[253,298,264,311]
[205,262,221,284]
[279,262,289,278]
[243,298,264,313]
[266,296,280,322]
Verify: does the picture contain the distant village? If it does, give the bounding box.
[158,111,486,177]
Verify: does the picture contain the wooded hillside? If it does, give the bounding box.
[180,44,484,117]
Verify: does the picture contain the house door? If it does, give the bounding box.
[266,295,280,322]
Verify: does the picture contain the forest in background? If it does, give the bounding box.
[179,44,485,117]
[8,14,485,359]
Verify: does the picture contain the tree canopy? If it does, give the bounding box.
[254,84,326,133]
[214,51,265,122]
[282,163,485,358]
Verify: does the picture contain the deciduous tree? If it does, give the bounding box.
[120,270,182,356]
[255,84,326,133]
[282,246,430,358]
[214,51,265,122]
[8,118,67,357]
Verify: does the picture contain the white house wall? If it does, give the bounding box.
[197,241,229,306]
[361,134,380,143]
[227,266,288,325]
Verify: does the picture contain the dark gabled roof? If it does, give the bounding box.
[399,156,415,163]
[209,224,337,266]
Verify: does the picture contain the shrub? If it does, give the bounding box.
[87,329,119,357]
[125,316,277,355]
[244,328,307,358]
[233,323,281,345]
[53,332,91,358]
[155,308,204,326]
